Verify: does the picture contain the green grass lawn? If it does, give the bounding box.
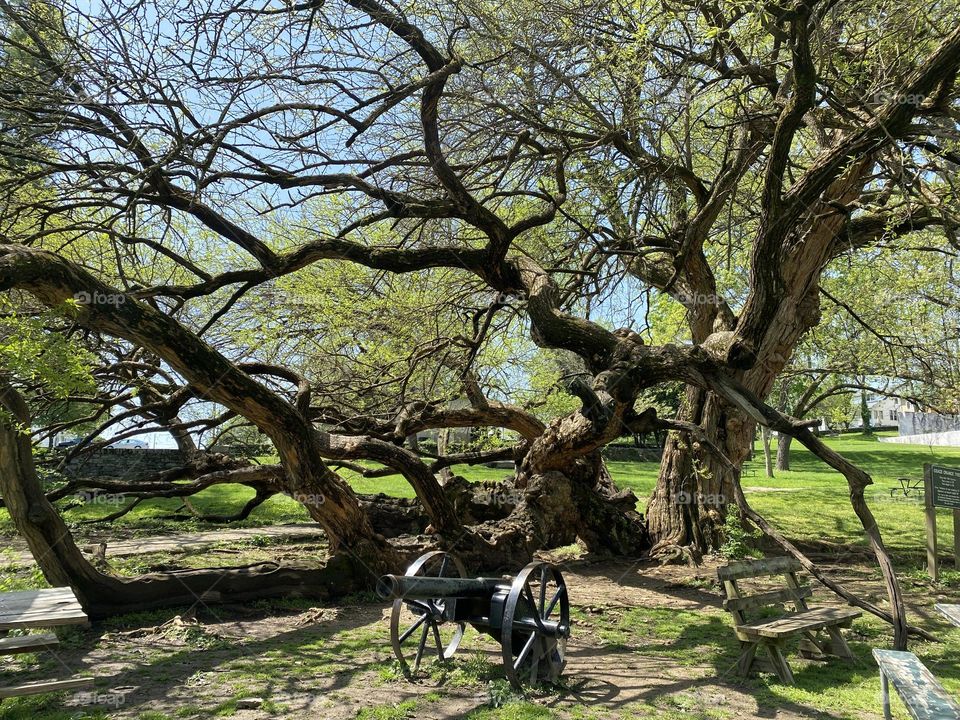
[3,433,960,566]
[603,432,960,565]
[742,433,960,565]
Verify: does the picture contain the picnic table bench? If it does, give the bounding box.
[873,649,960,720]
[892,477,924,498]
[0,587,93,700]
[718,556,861,685]
[936,604,960,628]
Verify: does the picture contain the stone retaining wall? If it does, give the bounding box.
[601,445,663,462]
[63,448,189,480]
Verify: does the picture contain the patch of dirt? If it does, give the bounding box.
[5,554,952,720]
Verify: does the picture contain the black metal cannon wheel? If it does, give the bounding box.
[500,561,570,689]
[389,550,467,675]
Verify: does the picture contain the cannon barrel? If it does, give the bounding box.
[377,574,504,601]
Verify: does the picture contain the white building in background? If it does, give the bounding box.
[849,394,908,429]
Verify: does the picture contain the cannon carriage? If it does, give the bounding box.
[377,551,571,689]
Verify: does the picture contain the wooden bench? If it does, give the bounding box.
[0,587,93,700]
[718,557,861,684]
[0,633,60,656]
[0,677,94,700]
[873,649,960,720]
[0,587,89,632]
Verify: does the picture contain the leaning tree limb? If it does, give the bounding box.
[657,416,935,642]
[0,242,404,568]
[699,372,912,650]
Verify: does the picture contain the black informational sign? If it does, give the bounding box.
[931,465,960,509]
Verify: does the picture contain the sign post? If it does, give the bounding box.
[924,464,960,580]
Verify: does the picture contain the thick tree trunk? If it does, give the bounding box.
[648,284,823,553]
[506,417,650,559]
[776,433,793,471]
[647,389,743,554]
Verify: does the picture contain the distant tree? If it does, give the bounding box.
[772,245,960,466]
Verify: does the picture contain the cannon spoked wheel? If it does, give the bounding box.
[389,551,467,675]
[501,561,570,690]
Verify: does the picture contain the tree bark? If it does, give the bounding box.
[646,389,745,554]
[663,386,911,650]
[776,433,793,471]
[512,408,650,557]
[762,427,774,478]
[647,284,825,554]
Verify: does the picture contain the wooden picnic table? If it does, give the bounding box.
[0,587,89,633]
[891,476,924,498]
[935,603,960,628]
[0,587,93,700]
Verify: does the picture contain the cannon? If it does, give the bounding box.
[377,551,571,689]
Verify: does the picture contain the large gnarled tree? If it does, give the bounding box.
[1,0,959,649]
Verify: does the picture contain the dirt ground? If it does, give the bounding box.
[5,551,957,720]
